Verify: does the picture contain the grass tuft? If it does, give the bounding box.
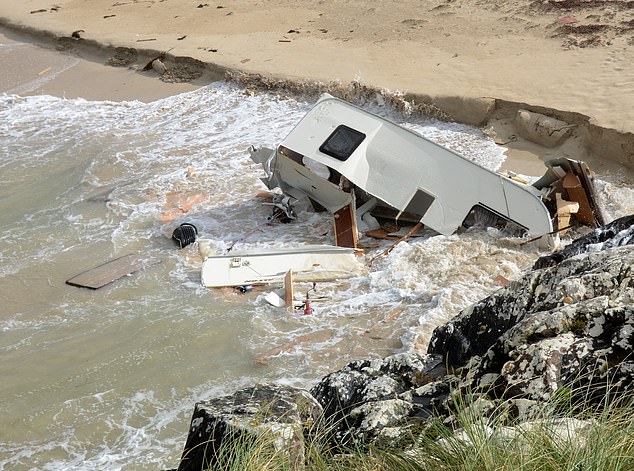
[187,379,634,470]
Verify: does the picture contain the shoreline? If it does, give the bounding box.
[1,1,633,126]
[0,27,209,102]
[1,2,633,174]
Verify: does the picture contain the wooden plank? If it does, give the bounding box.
[365,228,400,240]
[283,269,294,311]
[563,172,594,226]
[368,222,423,266]
[333,202,358,248]
[66,254,147,289]
[555,192,579,236]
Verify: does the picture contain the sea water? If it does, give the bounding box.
[1,81,634,470]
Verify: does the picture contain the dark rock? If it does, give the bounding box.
[534,214,634,269]
[430,245,634,402]
[177,384,321,471]
[310,353,445,444]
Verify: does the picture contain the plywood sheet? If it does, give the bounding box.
[333,202,358,248]
[66,254,147,289]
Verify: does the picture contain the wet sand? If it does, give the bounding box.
[0,30,201,101]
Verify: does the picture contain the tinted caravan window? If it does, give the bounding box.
[319,125,366,161]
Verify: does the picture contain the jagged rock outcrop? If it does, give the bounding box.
[430,244,634,402]
[177,384,321,471]
[534,214,634,269]
[309,353,447,445]
[175,216,634,469]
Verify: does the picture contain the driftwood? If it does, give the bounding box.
[368,222,423,266]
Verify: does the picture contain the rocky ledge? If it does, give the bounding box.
[174,215,634,470]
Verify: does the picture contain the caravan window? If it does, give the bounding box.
[319,125,365,161]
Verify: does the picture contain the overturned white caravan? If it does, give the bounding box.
[250,94,605,247]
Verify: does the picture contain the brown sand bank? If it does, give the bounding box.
[1,0,633,169]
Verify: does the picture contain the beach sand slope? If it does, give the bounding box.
[0,0,632,131]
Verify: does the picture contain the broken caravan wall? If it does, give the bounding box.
[274,94,554,237]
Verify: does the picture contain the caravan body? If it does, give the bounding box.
[254,95,554,237]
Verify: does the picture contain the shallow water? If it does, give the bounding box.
[1,81,633,470]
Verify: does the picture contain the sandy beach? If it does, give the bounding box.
[1,0,633,128]
[0,29,203,101]
[1,0,633,173]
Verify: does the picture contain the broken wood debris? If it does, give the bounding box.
[555,193,579,236]
[360,309,404,336]
[520,224,572,246]
[562,172,594,225]
[494,275,511,287]
[66,254,158,290]
[283,269,294,310]
[333,201,358,248]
